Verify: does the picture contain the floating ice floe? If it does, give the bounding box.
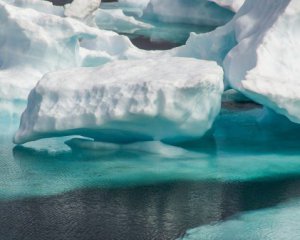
[13,57,223,144]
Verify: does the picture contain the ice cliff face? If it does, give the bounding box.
[13,58,223,144]
[225,0,300,124]
[174,0,300,124]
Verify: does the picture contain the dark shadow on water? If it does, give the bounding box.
[2,176,300,240]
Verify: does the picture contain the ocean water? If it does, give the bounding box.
[2,105,300,239]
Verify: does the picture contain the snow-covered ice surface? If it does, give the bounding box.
[14,58,224,144]
[0,0,144,102]
[173,0,300,123]
[226,0,300,124]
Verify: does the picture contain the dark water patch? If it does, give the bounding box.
[46,0,117,6]
[2,176,300,240]
[129,35,181,50]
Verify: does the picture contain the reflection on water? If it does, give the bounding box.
[2,177,300,240]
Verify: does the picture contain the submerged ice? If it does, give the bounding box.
[180,199,300,240]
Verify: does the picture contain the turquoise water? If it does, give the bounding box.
[2,106,300,200]
[99,3,216,47]
[2,105,300,239]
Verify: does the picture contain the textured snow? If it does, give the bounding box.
[13,58,223,144]
[143,0,234,27]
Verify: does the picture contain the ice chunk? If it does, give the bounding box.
[224,0,300,124]
[64,0,101,23]
[143,0,234,27]
[174,0,300,124]
[13,57,223,144]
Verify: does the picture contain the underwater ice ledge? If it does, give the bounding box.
[4,107,300,199]
[180,198,300,240]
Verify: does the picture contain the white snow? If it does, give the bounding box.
[224,0,300,124]
[0,0,142,101]
[13,58,223,144]
[173,0,300,123]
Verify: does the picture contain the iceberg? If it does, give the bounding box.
[224,0,300,124]
[13,57,223,144]
[0,0,142,101]
[175,0,300,124]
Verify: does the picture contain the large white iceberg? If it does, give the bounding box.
[13,57,223,144]
[174,0,300,123]
[95,8,153,34]
[224,0,300,124]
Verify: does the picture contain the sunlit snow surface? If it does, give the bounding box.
[2,106,300,200]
